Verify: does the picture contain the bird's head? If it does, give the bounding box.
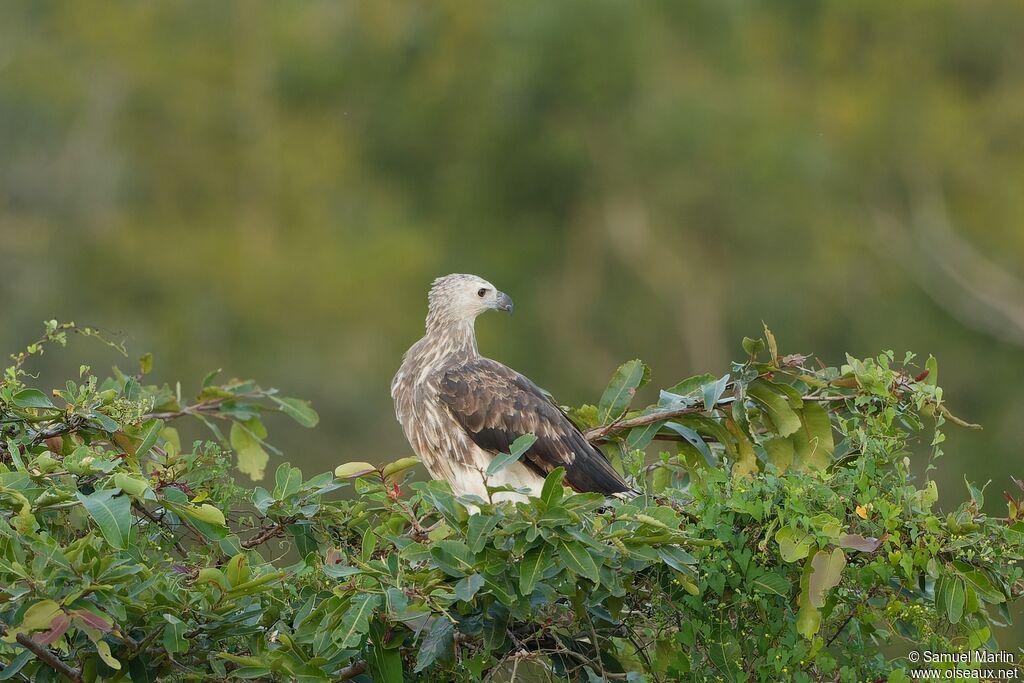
[426,273,513,328]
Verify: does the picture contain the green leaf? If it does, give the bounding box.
[519,545,550,595]
[796,600,821,639]
[486,434,537,476]
[749,571,791,597]
[430,540,476,578]
[414,618,454,672]
[742,337,765,356]
[162,614,188,654]
[775,527,813,563]
[924,354,938,386]
[230,421,270,481]
[113,473,150,497]
[952,561,1004,604]
[382,456,420,480]
[702,373,730,411]
[793,401,835,471]
[274,464,303,499]
[272,396,320,428]
[134,418,163,459]
[540,468,566,508]
[334,461,378,479]
[657,546,697,573]
[466,513,500,553]
[76,489,133,550]
[663,422,716,466]
[12,388,55,409]
[944,575,966,624]
[454,573,485,602]
[747,380,802,437]
[557,540,601,582]
[808,548,846,608]
[335,594,382,648]
[598,359,648,423]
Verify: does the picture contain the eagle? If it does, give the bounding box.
[391,273,631,504]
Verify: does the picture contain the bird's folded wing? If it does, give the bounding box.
[438,358,630,495]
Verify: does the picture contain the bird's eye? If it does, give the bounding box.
[477,288,487,297]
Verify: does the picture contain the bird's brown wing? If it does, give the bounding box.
[438,358,631,495]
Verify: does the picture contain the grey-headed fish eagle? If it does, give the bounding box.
[391,273,631,503]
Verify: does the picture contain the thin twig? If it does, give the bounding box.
[585,405,706,442]
[242,516,297,549]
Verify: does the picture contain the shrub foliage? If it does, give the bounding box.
[0,322,1021,682]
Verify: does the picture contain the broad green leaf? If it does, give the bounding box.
[598,359,648,423]
[626,416,667,451]
[747,380,801,437]
[76,489,132,550]
[414,618,454,672]
[335,461,378,479]
[336,594,382,648]
[12,388,55,409]
[796,600,821,639]
[430,540,476,578]
[382,457,421,480]
[272,396,320,427]
[702,374,730,411]
[944,575,966,624]
[540,468,566,508]
[225,554,251,589]
[742,336,765,356]
[519,545,550,595]
[454,573,485,602]
[163,614,188,654]
[953,562,1004,604]
[808,548,846,608]
[230,421,270,481]
[113,473,150,497]
[134,418,163,459]
[726,417,758,478]
[274,464,303,499]
[749,571,791,597]
[558,540,601,582]
[466,513,500,553]
[793,401,834,471]
[775,527,813,563]
[764,437,795,471]
[486,434,537,476]
[657,546,697,573]
[663,422,716,466]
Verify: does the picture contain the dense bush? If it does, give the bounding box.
[0,321,1021,682]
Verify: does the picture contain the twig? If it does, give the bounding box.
[132,501,188,555]
[336,661,367,680]
[242,516,297,549]
[585,405,706,443]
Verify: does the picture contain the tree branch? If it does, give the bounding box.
[0,626,82,682]
[585,404,706,443]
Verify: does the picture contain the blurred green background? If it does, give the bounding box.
[2,0,1024,523]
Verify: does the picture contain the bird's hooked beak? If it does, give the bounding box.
[495,291,514,313]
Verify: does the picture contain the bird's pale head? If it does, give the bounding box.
[426,273,513,328]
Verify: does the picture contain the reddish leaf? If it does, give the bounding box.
[37,612,72,646]
[72,609,112,632]
[839,533,883,553]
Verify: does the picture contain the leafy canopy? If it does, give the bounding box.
[0,321,1021,682]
